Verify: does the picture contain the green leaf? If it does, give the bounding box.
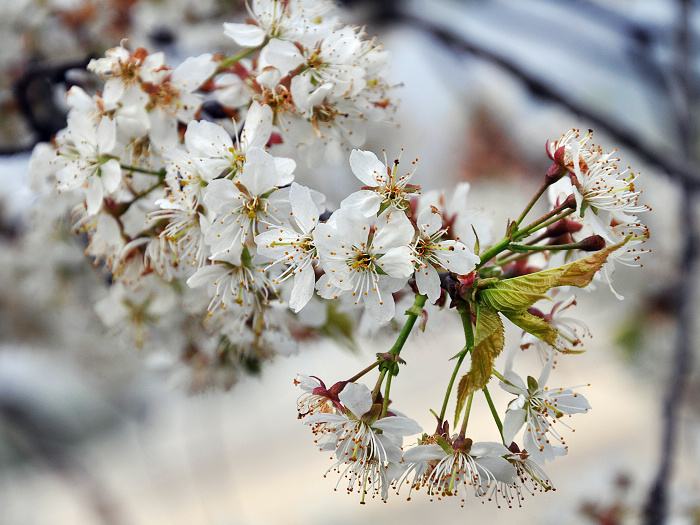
[479,241,624,312]
[504,309,558,347]
[454,306,504,423]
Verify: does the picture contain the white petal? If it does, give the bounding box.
[379,246,414,278]
[340,190,381,218]
[417,206,443,237]
[435,240,480,275]
[502,408,527,444]
[96,117,116,154]
[403,444,446,463]
[172,54,216,93]
[272,156,296,186]
[185,120,233,157]
[338,382,373,417]
[259,39,304,75]
[85,177,103,215]
[476,456,516,484]
[372,211,415,251]
[349,149,387,187]
[290,182,319,233]
[239,147,282,195]
[223,22,266,47]
[415,263,441,303]
[241,101,273,150]
[289,264,316,313]
[100,159,121,193]
[373,416,422,436]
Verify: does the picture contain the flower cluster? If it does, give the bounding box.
[28,0,651,507]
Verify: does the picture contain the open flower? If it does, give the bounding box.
[412,206,480,303]
[55,115,121,215]
[203,147,295,262]
[500,364,590,463]
[304,382,421,503]
[223,0,334,48]
[315,209,415,323]
[186,251,272,314]
[398,439,516,505]
[175,102,276,183]
[340,149,419,217]
[255,182,323,312]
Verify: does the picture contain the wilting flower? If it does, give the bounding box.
[186,251,272,314]
[398,439,515,506]
[304,382,421,503]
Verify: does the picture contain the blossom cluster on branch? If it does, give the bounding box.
[28,0,650,506]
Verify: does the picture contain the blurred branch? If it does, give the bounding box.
[644,0,697,523]
[6,56,93,155]
[395,11,700,189]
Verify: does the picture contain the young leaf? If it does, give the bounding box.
[479,241,624,312]
[454,306,504,423]
[503,309,558,347]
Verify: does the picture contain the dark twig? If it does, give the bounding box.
[644,0,697,523]
[395,11,700,189]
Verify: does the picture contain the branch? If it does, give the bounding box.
[396,11,700,189]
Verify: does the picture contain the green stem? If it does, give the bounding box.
[216,46,261,72]
[388,294,427,357]
[477,207,576,269]
[523,208,576,234]
[482,386,505,443]
[347,361,380,383]
[120,164,165,177]
[508,240,585,253]
[371,369,387,402]
[518,205,575,238]
[459,392,474,437]
[381,373,393,417]
[515,182,547,227]
[374,294,427,404]
[438,351,467,423]
[492,369,509,384]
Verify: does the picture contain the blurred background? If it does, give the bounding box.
[1,0,699,523]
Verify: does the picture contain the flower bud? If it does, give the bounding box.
[577,235,606,252]
[545,218,583,238]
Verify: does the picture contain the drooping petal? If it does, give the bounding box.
[100,159,121,193]
[289,264,316,313]
[414,263,441,303]
[402,444,446,463]
[502,408,527,444]
[373,416,422,436]
[338,382,373,418]
[85,177,104,216]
